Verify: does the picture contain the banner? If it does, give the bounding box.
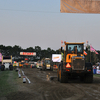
[60,0,100,13]
[90,45,99,54]
[20,52,36,56]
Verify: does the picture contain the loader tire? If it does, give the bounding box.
[1,65,5,71]
[60,74,68,83]
[80,76,84,82]
[84,73,93,83]
[9,65,13,70]
[59,65,68,83]
[57,69,59,81]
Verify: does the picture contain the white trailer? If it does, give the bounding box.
[1,56,13,71]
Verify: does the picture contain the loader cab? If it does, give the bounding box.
[64,42,84,63]
[67,44,84,54]
[45,60,50,64]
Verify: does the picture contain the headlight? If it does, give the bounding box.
[47,65,50,67]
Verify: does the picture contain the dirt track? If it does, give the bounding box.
[7,68,100,100]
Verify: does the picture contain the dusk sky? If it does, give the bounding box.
[0,0,100,50]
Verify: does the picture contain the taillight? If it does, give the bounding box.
[66,69,70,71]
[66,63,71,68]
[87,69,91,72]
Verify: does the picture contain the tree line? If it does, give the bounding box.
[0,45,60,62]
[0,44,100,64]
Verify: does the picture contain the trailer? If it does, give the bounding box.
[1,56,13,71]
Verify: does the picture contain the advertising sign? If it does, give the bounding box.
[52,54,61,62]
[20,52,36,56]
[96,70,100,74]
[60,0,100,13]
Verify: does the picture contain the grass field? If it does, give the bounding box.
[93,74,100,77]
[0,70,18,97]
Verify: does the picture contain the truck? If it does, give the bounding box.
[57,42,93,83]
[1,56,13,71]
[40,58,53,71]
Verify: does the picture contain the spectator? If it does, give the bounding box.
[78,45,82,52]
[68,47,72,53]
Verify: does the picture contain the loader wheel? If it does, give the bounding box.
[57,69,59,81]
[80,76,84,82]
[9,65,13,70]
[84,73,93,83]
[59,66,68,83]
[1,65,5,71]
[60,73,68,83]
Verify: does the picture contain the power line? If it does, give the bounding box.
[0,8,60,13]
